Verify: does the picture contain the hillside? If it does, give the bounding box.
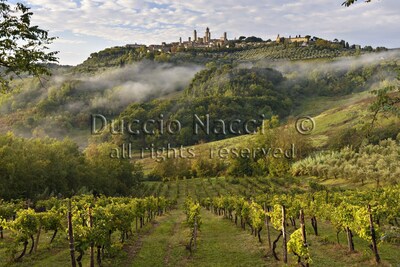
[1,41,400,267]
[0,62,202,146]
[73,41,377,71]
[1,178,399,267]
[2,0,400,264]
[1,46,398,150]
[135,88,400,174]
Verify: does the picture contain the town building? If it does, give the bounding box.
[276,34,310,44]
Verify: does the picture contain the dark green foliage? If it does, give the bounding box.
[0,133,144,200]
[329,123,400,151]
[0,133,84,199]
[244,36,263,43]
[84,142,143,196]
[0,0,58,92]
[308,181,327,192]
[328,127,365,150]
[119,64,290,148]
[369,85,400,122]
[149,158,193,180]
[227,156,254,177]
[185,64,284,97]
[342,0,372,7]
[74,46,148,72]
[117,61,400,150]
[191,157,226,178]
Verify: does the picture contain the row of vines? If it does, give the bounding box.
[0,195,175,266]
[199,186,399,265]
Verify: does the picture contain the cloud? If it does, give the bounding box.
[10,0,400,65]
[54,39,87,45]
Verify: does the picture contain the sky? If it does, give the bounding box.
[9,0,400,65]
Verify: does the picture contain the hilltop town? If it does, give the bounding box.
[77,27,390,72]
[124,27,364,53]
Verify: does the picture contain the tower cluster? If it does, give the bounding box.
[178,27,228,49]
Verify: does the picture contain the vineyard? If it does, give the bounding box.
[1,176,399,266]
[1,26,399,266]
[1,1,399,266]
[230,45,360,61]
[0,196,174,266]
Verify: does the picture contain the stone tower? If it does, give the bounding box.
[205,27,210,43]
[194,30,197,42]
[224,32,227,41]
[276,34,281,43]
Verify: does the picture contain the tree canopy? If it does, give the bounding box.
[342,0,372,7]
[0,0,58,92]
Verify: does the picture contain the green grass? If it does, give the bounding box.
[138,88,400,172]
[130,208,268,267]
[0,214,167,267]
[137,177,400,266]
[186,209,267,267]
[0,231,90,267]
[2,177,400,266]
[130,209,187,267]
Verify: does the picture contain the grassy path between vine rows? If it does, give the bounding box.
[128,205,400,267]
[0,213,170,267]
[129,208,269,267]
[2,205,399,267]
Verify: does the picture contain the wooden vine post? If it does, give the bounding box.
[34,221,41,253]
[264,203,272,250]
[68,199,77,267]
[300,209,307,246]
[194,215,198,250]
[89,206,94,267]
[368,205,380,263]
[282,205,288,264]
[345,226,354,252]
[300,209,310,267]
